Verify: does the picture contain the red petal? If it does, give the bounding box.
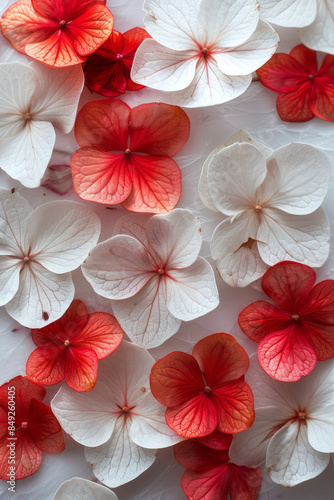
[238,300,292,343]
[26,346,66,386]
[32,0,107,21]
[25,31,86,67]
[0,376,45,415]
[27,398,65,454]
[64,347,98,391]
[0,430,42,480]
[122,27,151,60]
[150,352,205,407]
[75,99,130,149]
[31,299,88,346]
[198,429,232,451]
[229,463,262,500]
[257,326,317,381]
[289,44,318,74]
[129,103,190,156]
[276,84,314,122]
[257,53,308,93]
[212,381,255,434]
[174,439,229,472]
[261,262,316,314]
[122,154,181,213]
[73,311,124,359]
[71,148,132,205]
[180,468,229,500]
[192,333,249,387]
[166,393,218,438]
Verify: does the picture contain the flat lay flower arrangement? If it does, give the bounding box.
[0,1,334,500]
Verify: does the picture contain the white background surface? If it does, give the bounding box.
[0,0,333,498]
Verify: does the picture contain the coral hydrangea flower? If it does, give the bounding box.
[131,0,279,107]
[150,333,255,438]
[26,300,124,392]
[82,210,219,348]
[0,376,65,480]
[51,341,184,487]
[257,44,334,122]
[239,261,334,382]
[84,28,150,97]
[0,0,114,67]
[260,0,334,55]
[174,438,262,500]
[198,131,330,287]
[230,356,334,486]
[71,99,190,212]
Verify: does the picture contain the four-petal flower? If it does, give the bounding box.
[82,209,219,348]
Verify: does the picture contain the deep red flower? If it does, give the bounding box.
[174,439,262,500]
[26,300,124,391]
[0,376,65,480]
[256,44,334,122]
[84,27,150,97]
[238,261,334,382]
[150,333,254,439]
[0,0,113,67]
[71,98,190,213]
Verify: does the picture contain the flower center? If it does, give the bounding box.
[201,48,208,56]
[23,112,31,121]
[292,314,299,321]
[64,340,71,347]
[157,268,165,275]
[23,256,30,262]
[255,205,262,212]
[309,74,314,79]
[21,421,28,429]
[228,459,234,465]
[298,411,306,421]
[122,406,129,413]
[59,20,67,30]
[140,386,146,392]
[124,149,131,155]
[116,53,123,59]
[204,386,211,393]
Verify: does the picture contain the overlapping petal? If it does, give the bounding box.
[54,477,119,500]
[300,1,334,55]
[259,0,317,28]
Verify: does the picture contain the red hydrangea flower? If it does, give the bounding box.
[256,44,334,122]
[0,0,114,67]
[174,438,262,500]
[0,376,65,480]
[150,333,254,438]
[26,300,124,392]
[84,27,150,97]
[238,261,334,382]
[71,98,190,213]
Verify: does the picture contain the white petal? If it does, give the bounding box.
[300,359,334,412]
[0,120,55,188]
[5,262,74,328]
[145,209,202,268]
[215,20,279,76]
[112,276,181,348]
[258,207,330,267]
[170,58,252,108]
[53,477,118,500]
[260,0,317,28]
[30,63,84,133]
[207,142,267,215]
[82,235,152,300]
[0,256,21,306]
[85,417,157,487]
[229,406,290,467]
[131,39,198,91]
[143,0,202,50]
[0,62,36,115]
[0,189,32,254]
[210,212,267,288]
[199,0,260,47]
[130,392,184,449]
[262,143,330,215]
[266,422,329,486]
[27,201,101,273]
[113,213,152,243]
[51,382,118,448]
[199,131,273,212]
[300,1,334,54]
[165,257,219,320]
[307,404,334,453]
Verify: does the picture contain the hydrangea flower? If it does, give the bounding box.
[150,333,255,438]
[84,28,150,97]
[1,0,114,67]
[239,261,334,382]
[257,44,334,122]
[131,0,279,107]
[26,300,124,392]
[71,99,190,212]
[0,376,65,480]
[51,341,184,487]
[260,0,334,55]
[82,209,219,348]
[0,62,83,187]
[230,356,334,486]
[53,477,118,500]
[199,131,330,287]
[0,190,100,328]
